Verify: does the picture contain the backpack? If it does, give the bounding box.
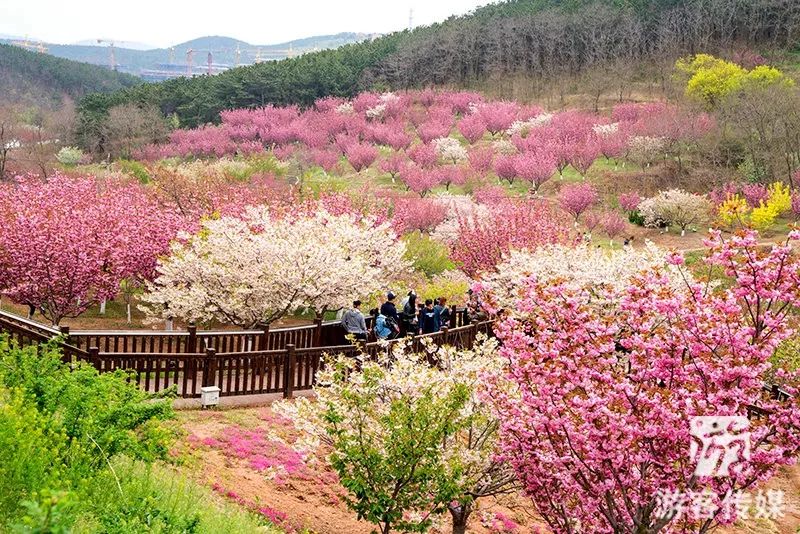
[384,315,400,333]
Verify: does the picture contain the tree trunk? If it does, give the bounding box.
[449,503,471,534]
[126,302,132,324]
[100,299,106,315]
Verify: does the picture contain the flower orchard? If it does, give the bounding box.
[2,71,800,533]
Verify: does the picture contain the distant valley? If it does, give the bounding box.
[0,33,376,80]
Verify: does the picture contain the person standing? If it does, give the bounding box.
[380,291,400,338]
[341,300,368,341]
[402,290,418,334]
[418,299,440,335]
[435,297,450,330]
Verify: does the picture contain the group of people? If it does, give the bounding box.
[341,289,484,341]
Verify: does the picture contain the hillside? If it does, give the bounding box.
[76,0,800,140]
[1,32,372,76]
[0,43,142,109]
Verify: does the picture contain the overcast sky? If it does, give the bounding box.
[0,0,493,48]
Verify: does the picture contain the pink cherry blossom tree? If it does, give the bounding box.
[557,182,599,224]
[399,165,439,198]
[457,114,488,144]
[513,151,557,194]
[618,191,642,212]
[601,210,627,246]
[450,199,570,276]
[345,143,379,172]
[484,230,800,534]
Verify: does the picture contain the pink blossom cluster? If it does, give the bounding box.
[484,230,800,533]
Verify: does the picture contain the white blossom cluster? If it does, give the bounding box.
[592,122,620,137]
[366,103,386,120]
[492,139,517,155]
[433,136,468,163]
[505,113,553,137]
[430,194,489,244]
[274,334,513,498]
[478,242,693,314]
[627,135,667,166]
[335,101,354,114]
[638,189,712,234]
[141,207,407,327]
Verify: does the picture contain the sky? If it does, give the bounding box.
[0,0,493,48]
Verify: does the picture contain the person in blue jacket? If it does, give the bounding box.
[418,299,440,334]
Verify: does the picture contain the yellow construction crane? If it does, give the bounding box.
[96,39,116,70]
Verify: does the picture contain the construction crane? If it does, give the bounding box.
[186,48,194,76]
[96,39,116,70]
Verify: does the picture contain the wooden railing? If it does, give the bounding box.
[64,306,471,355]
[0,308,489,400]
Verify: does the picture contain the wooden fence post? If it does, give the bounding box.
[203,348,217,388]
[450,305,457,328]
[89,346,100,371]
[187,322,197,353]
[260,323,270,351]
[283,344,296,399]
[313,317,323,347]
[441,326,449,346]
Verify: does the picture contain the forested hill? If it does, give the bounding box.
[0,44,142,108]
[78,0,800,132]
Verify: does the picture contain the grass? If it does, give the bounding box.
[70,458,283,533]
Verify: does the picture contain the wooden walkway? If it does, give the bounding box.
[0,309,492,399]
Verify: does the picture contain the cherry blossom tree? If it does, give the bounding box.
[493,155,518,185]
[434,137,468,165]
[399,165,439,198]
[601,210,627,246]
[618,191,642,212]
[476,102,519,136]
[391,197,447,234]
[345,143,379,172]
[141,208,407,327]
[457,114,488,144]
[0,175,180,325]
[639,189,712,236]
[582,210,602,238]
[378,152,407,182]
[409,143,438,169]
[484,230,800,534]
[450,199,570,276]
[514,151,557,194]
[468,147,494,174]
[557,183,599,224]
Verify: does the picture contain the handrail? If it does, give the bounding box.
[0,309,60,336]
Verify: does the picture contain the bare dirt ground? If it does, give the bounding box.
[175,405,800,534]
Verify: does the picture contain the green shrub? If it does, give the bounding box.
[628,209,645,226]
[117,159,151,184]
[403,231,455,277]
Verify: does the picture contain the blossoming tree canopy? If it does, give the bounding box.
[141,208,407,328]
[476,241,690,314]
[0,174,182,325]
[484,230,800,533]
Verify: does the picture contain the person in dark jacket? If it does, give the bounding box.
[401,290,417,333]
[434,297,450,330]
[418,299,439,334]
[379,291,400,337]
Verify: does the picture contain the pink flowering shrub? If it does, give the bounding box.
[618,191,642,212]
[450,199,570,276]
[485,230,800,533]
